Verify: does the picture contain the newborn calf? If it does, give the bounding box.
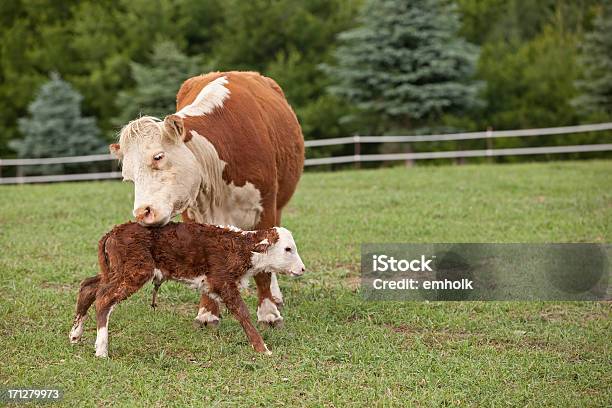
[69,222,305,357]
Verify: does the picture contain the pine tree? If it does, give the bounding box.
[325,0,481,133]
[10,73,105,174]
[574,4,612,118]
[114,41,203,125]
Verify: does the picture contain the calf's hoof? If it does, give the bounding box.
[193,310,220,329]
[254,344,273,356]
[69,322,84,344]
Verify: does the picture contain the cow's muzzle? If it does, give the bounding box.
[134,205,170,226]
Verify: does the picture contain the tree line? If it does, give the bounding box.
[0,0,610,165]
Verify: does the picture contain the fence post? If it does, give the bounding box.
[354,134,361,169]
[486,126,493,163]
[16,164,24,183]
[405,144,414,167]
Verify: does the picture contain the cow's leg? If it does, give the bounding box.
[194,294,221,328]
[270,272,283,308]
[69,275,100,343]
[217,284,270,354]
[255,272,284,328]
[270,209,285,307]
[254,197,284,328]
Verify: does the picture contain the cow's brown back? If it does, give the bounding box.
[176,72,304,214]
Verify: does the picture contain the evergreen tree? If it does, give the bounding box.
[114,41,203,125]
[574,4,612,118]
[325,0,481,133]
[216,0,360,149]
[10,73,105,174]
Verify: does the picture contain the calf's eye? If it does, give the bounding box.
[153,152,165,161]
[285,247,292,253]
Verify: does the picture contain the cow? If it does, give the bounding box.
[109,72,304,328]
[68,222,306,357]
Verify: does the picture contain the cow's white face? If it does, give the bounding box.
[111,116,201,226]
[253,227,306,276]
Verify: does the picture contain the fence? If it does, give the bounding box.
[1,122,611,184]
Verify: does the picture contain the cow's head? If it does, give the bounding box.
[111,115,200,226]
[251,227,306,277]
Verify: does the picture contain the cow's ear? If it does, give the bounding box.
[253,239,271,254]
[109,143,122,159]
[163,114,192,143]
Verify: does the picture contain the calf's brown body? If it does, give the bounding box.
[71,222,290,356]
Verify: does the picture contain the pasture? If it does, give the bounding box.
[0,160,610,406]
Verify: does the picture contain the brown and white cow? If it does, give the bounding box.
[69,222,306,357]
[110,72,304,327]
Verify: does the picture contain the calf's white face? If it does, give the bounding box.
[111,116,201,226]
[254,228,305,276]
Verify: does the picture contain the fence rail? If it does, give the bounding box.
[304,143,612,166]
[1,122,611,184]
[302,122,612,146]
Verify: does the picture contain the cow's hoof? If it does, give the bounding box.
[273,298,284,310]
[258,316,284,329]
[257,298,284,329]
[193,311,220,329]
[193,319,220,329]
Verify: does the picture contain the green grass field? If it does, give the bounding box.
[1,160,610,407]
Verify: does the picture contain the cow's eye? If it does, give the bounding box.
[285,247,292,253]
[153,152,165,161]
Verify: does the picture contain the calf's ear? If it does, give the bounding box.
[109,143,122,159]
[163,114,192,143]
[253,239,271,253]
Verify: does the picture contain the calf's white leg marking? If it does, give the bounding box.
[95,327,109,358]
[95,306,114,358]
[257,298,283,326]
[69,315,86,343]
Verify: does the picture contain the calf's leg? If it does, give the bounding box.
[194,294,221,328]
[218,285,270,354]
[94,273,151,358]
[182,212,223,327]
[151,281,161,310]
[94,293,115,358]
[69,275,100,343]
